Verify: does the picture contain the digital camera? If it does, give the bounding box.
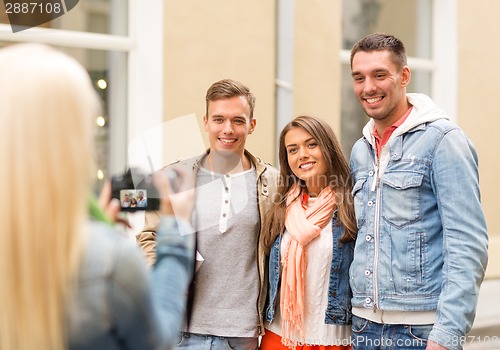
[110,168,161,212]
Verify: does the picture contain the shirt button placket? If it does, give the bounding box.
[219,175,231,233]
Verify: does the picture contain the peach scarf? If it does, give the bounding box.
[280,184,335,348]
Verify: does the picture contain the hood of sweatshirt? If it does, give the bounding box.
[360,93,450,180]
[361,93,450,145]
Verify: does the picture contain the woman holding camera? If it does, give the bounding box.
[0,43,193,350]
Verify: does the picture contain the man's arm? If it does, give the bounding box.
[428,128,488,349]
[136,210,161,267]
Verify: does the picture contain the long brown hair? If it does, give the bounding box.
[261,115,357,252]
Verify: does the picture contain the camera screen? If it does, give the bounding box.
[119,189,148,209]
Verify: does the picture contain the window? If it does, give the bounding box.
[0,0,164,181]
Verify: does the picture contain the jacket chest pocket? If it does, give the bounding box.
[352,177,367,229]
[381,172,423,228]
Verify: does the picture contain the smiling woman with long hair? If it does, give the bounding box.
[0,43,194,350]
[261,116,357,350]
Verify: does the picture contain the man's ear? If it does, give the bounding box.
[401,66,411,87]
[248,118,257,134]
[203,115,208,131]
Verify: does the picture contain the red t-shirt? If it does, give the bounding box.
[372,107,413,158]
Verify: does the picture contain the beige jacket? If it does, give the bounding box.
[136,149,279,335]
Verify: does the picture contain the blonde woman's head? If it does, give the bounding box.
[0,43,99,349]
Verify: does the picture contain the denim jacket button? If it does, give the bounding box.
[364,270,371,276]
[367,201,374,206]
[365,297,372,304]
[365,235,372,242]
[368,170,374,176]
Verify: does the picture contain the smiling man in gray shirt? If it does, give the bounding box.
[137,79,279,350]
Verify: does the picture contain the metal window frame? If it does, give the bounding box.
[0,0,164,173]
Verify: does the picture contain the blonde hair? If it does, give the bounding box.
[0,44,98,349]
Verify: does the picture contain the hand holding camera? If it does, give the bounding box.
[97,181,131,227]
[110,167,194,221]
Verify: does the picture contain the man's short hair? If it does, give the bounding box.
[205,79,256,119]
[350,33,407,70]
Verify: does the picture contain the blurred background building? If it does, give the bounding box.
[0,1,498,283]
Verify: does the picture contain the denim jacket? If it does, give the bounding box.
[265,214,354,326]
[349,93,488,350]
[68,217,194,350]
